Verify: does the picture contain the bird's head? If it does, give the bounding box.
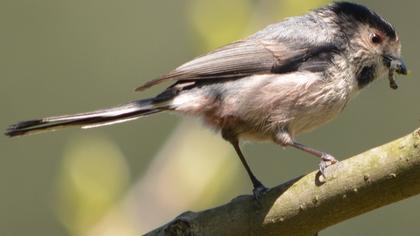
[323,2,407,89]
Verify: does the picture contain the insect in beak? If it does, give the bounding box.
[384,55,408,90]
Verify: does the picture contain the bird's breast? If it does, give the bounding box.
[172,73,353,141]
[286,77,353,136]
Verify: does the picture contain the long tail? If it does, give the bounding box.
[5,98,169,137]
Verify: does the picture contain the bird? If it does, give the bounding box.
[5,2,407,199]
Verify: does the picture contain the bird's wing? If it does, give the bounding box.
[135,39,338,92]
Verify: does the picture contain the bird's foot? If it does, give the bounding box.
[252,182,269,202]
[319,153,338,177]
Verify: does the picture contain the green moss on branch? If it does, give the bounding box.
[146,128,420,236]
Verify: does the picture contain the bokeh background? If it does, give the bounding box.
[1,0,419,235]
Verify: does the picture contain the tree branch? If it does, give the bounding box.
[146,128,420,236]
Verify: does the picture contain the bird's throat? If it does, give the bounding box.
[356,65,376,89]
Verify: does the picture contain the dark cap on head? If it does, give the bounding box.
[327,2,397,40]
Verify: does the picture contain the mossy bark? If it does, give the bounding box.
[146,128,420,236]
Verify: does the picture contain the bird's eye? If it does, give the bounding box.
[370,33,383,44]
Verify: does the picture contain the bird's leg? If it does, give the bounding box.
[289,141,338,176]
[275,131,338,176]
[228,139,268,200]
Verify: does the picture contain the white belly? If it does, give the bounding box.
[172,73,355,140]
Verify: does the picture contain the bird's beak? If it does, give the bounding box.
[384,55,408,75]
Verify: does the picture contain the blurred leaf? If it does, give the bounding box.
[277,0,330,18]
[133,120,241,227]
[54,135,130,236]
[189,0,252,49]
[82,120,241,235]
[188,0,329,51]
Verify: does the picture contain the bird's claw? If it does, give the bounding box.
[319,153,338,177]
[252,184,269,203]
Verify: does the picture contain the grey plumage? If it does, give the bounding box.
[5,2,407,199]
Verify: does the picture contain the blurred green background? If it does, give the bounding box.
[1,0,419,235]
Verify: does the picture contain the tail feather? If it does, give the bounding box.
[5,99,167,137]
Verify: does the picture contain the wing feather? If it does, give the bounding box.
[136,40,285,91]
[135,39,338,92]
